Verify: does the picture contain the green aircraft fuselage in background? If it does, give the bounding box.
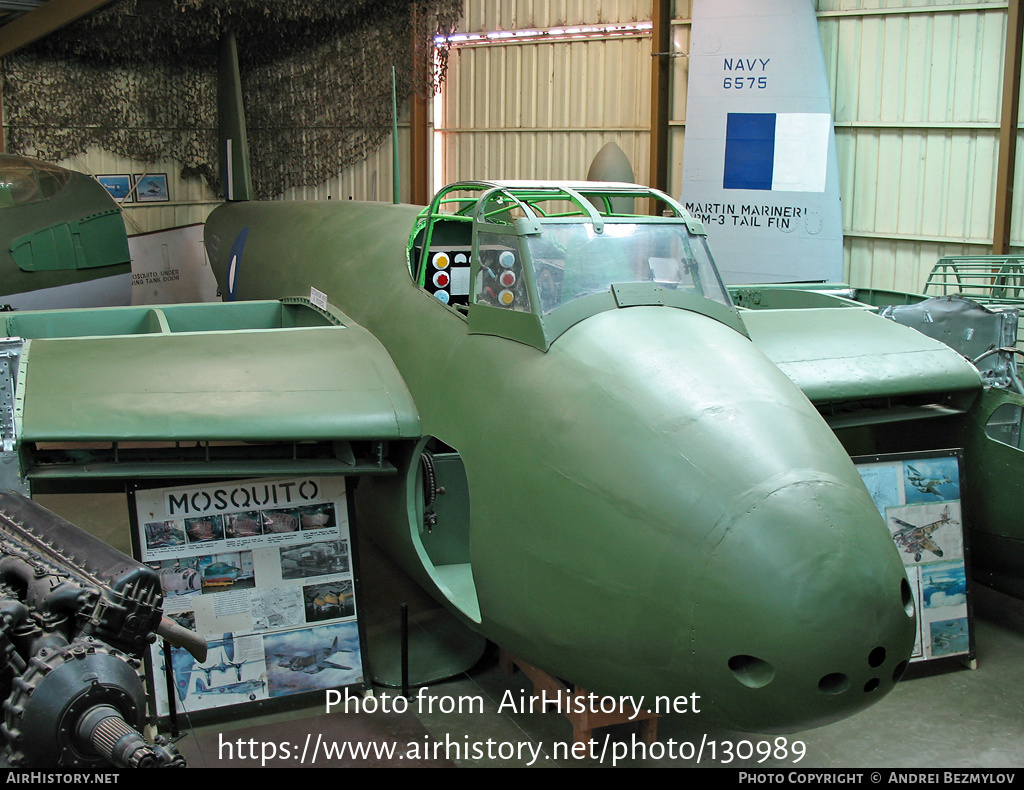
[0,154,131,309]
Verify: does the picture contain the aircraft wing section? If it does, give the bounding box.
[8,300,419,445]
[741,306,982,406]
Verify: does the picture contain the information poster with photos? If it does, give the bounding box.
[854,450,972,664]
[130,476,364,717]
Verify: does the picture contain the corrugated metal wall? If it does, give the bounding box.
[438,0,1017,293]
[667,7,691,203]
[278,126,411,204]
[52,0,1023,296]
[440,1,655,186]
[459,0,652,29]
[817,0,1011,292]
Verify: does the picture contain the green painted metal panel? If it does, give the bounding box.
[15,302,419,443]
[0,158,130,296]
[962,387,1024,598]
[10,211,129,272]
[742,306,982,403]
[3,300,305,339]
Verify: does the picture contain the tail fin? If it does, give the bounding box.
[218,31,253,201]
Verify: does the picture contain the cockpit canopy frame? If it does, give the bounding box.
[0,154,72,208]
[410,180,746,350]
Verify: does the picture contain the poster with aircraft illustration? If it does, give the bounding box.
[130,476,364,719]
[855,450,972,664]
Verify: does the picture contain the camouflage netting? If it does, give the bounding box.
[1,0,462,197]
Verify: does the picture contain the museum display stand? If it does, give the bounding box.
[499,649,660,745]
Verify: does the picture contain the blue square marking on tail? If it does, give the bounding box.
[724,113,776,191]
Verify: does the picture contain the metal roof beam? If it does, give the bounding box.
[0,0,115,57]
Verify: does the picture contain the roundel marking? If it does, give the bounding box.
[226,226,251,302]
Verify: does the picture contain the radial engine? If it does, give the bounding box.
[0,490,204,768]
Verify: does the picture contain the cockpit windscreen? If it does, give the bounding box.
[525,222,732,314]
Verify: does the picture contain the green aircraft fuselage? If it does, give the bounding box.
[0,154,131,309]
[203,183,917,732]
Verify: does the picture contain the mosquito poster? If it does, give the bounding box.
[130,476,364,719]
[855,450,972,664]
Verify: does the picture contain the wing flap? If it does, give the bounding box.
[741,307,982,405]
[13,302,420,444]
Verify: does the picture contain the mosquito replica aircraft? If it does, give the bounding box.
[0,177,921,733]
[11,33,1024,735]
[196,171,927,730]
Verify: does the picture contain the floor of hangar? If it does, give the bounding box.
[27,492,1024,769]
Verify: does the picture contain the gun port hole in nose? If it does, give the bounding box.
[728,654,775,688]
[901,578,915,618]
[818,672,850,695]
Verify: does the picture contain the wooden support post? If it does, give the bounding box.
[500,649,659,746]
[410,92,430,206]
[409,3,432,206]
[648,0,672,216]
[994,0,1024,254]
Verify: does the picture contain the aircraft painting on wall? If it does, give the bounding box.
[273,635,355,674]
[194,676,266,701]
[904,461,959,502]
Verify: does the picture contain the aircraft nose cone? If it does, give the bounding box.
[691,474,916,732]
